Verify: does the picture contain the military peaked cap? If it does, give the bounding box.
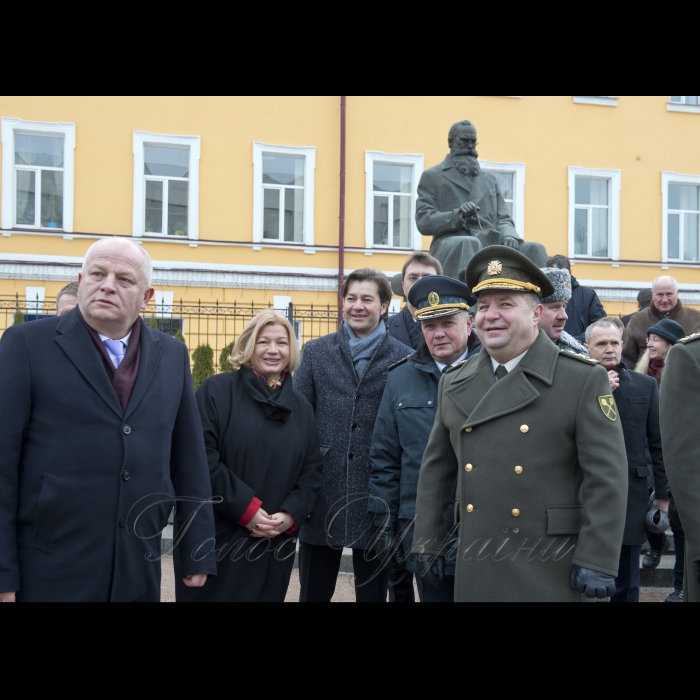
[410,275,474,320]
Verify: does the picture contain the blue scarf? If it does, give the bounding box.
[343,320,387,379]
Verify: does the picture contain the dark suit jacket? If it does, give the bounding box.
[614,364,666,545]
[0,308,216,601]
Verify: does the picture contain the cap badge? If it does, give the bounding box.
[428,292,440,306]
[487,261,502,276]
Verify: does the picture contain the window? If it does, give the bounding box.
[573,96,618,106]
[667,97,700,114]
[1,118,75,232]
[133,132,200,240]
[253,143,315,246]
[365,151,424,249]
[662,172,700,263]
[568,167,621,260]
[671,96,699,105]
[479,160,526,237]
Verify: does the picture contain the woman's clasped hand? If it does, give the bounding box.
[247,508,295,538]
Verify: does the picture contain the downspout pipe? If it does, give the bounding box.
[338,96,347,327]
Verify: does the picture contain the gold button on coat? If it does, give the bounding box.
[465,427,473,433]
[466,504,474,513]
[520,425,529,434]
[512,509,520,517]
[514,466,523,475]
[465,464,473,472]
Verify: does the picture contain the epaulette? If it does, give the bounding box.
[445,358,470,374]
[388,354,412,371]
[559,349,599,365]
[678,332,700,344]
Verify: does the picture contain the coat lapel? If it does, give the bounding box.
[445,330,558,427]
[442,155,473,195]
[54,310,124,419]
[124,320,163,420]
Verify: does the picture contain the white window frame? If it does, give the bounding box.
[365,151,424,250]
[667,97,700,114]
[1,118,76,232]
[568,167,621,261]
[662,171,700,263]
[573,96,618,107]
[253,142,315,246]
[479,160,526,238]
[132,131,200,240]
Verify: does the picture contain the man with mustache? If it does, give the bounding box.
[416,120,548,280]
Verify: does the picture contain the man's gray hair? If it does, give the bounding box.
[652,276,679,293]
[56,281,79,303]
[585,317,624,344]
[82,237,153,287]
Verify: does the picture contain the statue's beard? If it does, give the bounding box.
[453,153,480,177]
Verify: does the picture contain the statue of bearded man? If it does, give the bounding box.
[416,120,547,280]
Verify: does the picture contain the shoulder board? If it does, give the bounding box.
[678,332,700,345]
[388,354,412,371]
[559,350,600,365]
[445,358,470,374]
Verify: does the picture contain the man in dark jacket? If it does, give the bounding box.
[585,318,668,602]
[547,255,606,342]
[368,276,476,602]
[295,268,411,602]
[387,252,442,350]
[0,238,216,602]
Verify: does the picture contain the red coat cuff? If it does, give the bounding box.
[238,497,262,527]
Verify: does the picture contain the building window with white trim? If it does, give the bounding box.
[479,160,526,237]
[365,151,424,250]
[671,96,700,105]
[253,143,315,246]
[1,118,76,232]
[662,172,700,262]
[133,132,200,240]
[568,167,621,260]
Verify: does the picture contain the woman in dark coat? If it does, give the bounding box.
[175,310,324,602]
[633,318,685,385]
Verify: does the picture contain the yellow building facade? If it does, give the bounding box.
[2,95,699,357]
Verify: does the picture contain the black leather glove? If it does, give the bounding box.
[413,553,445,588]
[570,564,616,598]
[372,526,397,562]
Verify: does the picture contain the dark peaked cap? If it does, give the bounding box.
[464,245,555,299]
[410,275,474,320]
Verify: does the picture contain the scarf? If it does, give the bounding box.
[343,319,387,379]
[402,305,425,350]
[240,366,293,422]
[648,358,665,384]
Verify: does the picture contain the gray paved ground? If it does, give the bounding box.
[160,556,674,602]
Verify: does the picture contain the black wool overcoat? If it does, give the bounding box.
[0,309,216,602]
[175,367,324,602]
[614,364,666,545]
[294,326,411,550]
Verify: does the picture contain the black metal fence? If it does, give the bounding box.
[0,295,341,372]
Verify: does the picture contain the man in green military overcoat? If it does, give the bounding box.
[659,332,700,603]
[412,246,628,602]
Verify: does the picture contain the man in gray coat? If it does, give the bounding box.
[295,268,411,602]
[415,120,547,279]
[412,246,628,602]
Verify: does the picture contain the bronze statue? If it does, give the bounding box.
[416,120,547,280]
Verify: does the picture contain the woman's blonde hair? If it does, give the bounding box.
[228,309,300,373]
[634,348,650,375]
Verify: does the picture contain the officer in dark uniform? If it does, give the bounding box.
[412,246,629,602]
[660,331,700,602]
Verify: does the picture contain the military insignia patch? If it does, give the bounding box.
[487,261,502,276]
[598,395,618,421]
[428,292,440,306]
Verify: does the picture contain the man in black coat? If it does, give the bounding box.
[585,318,668,602]
[295,268,411,602]
[0,238,216,602]
[547,255,606,342]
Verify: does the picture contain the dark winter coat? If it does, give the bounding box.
[175,367,323,602]
[295,326,411,550]
[387,306,422,350]
[368,341,474,575]
[0,309,216,602]
[660,332,700,602]
[412,330,628,602]
[613,363,666,545]
[563,277,606,342]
